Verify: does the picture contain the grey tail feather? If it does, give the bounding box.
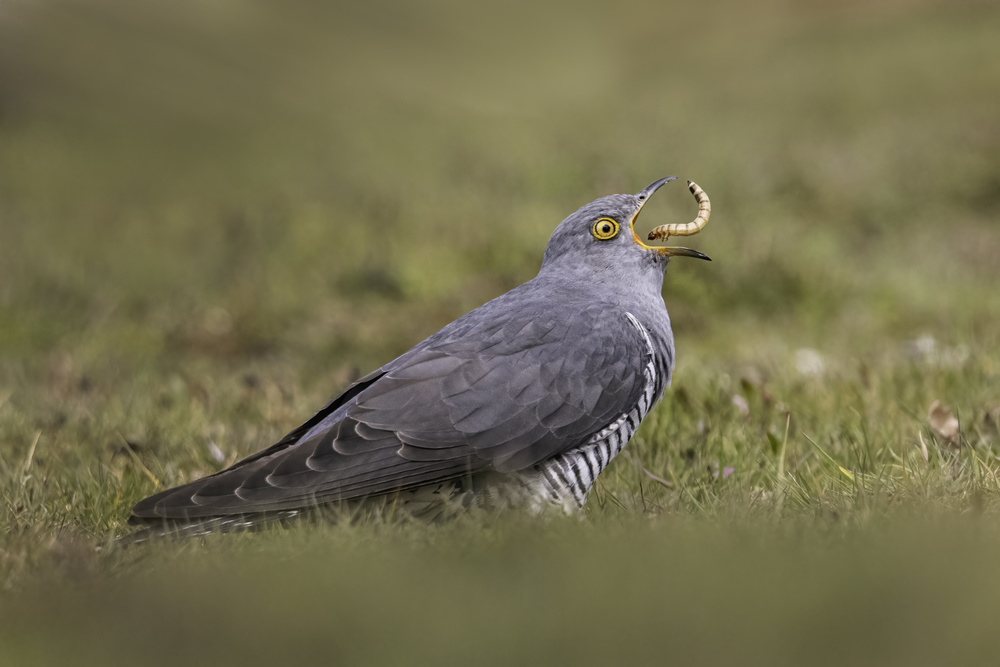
[122,509,306,544]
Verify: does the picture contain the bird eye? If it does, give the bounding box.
[592,218,620,241]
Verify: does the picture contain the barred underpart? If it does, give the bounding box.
[507,312,665,513]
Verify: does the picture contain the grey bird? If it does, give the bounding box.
[130,177,711,530]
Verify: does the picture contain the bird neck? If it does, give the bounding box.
[536,253,668,303]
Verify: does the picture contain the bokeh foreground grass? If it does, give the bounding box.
[1,0,999,663]
[5,515,1000,666]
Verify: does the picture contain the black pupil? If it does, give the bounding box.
[601,223,611,234]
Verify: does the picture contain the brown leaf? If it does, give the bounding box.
[928,400,960,447]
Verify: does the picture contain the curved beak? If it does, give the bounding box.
[638,176,676,199]
[629,177,712,261]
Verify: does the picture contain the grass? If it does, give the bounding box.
[1,0,999,664]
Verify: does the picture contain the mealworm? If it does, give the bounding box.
[647,180,711,241]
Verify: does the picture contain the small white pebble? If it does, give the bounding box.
[912,335,936,357]
[731,394,750,418]
[795,348,825,377]
[207,440,226,463]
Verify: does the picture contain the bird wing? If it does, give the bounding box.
[131,300,654,520]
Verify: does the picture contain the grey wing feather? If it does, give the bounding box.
[130,299,652,521]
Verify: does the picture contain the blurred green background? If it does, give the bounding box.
[1,0,999,664]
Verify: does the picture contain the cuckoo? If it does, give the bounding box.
[130,178,712,530]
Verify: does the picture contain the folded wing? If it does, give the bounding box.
[131,299,651,521]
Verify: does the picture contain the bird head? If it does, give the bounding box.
[540,177,712,276]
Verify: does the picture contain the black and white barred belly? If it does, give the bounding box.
[513,312,667,513]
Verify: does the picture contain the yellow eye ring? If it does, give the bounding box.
[592,217,619,241]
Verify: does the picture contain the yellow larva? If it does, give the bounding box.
[647,180,711,241]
